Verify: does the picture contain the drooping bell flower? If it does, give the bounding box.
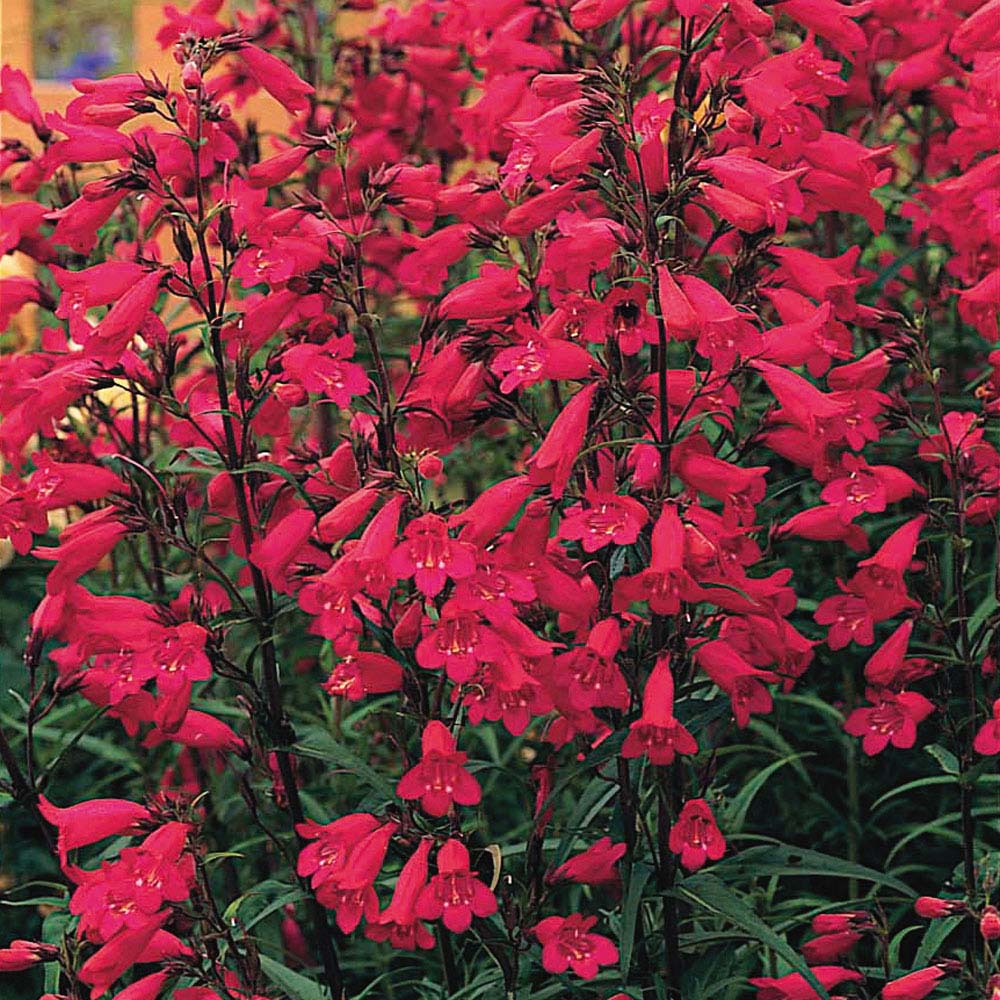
[569,0,632,30]
[776,505,869,553]
[26,454,126,510]
[502,182,582,236]
[884,41,955,96]
[296,813,381,893]
[0,66,48,138]
[773,0,866,55]
[695,639,778,729]
[317,821,398,933]
[33,508,128,595]
[399,224,471,297]
[526,382,597,500]
[550,617,629,712]
[547,837,626,887]
[38,795,150,866]
[820,455,922,523]
[143,709,247,756]
[622,655,698,765]
[800,930,860,963]
[249,507,316,593]
[811,911,874,935]
[248,144,312,188]
[677,451,769,527]
[281,337,369,408]
[669,799,725,872]
[656,265,700,340]
[452,476,534,548]
[753,360,851,439]
[814,591,877,650]
[415,839,497,933]
[950,0,1000,59]
[850,516,926,621]
[490,323,599,394]
[396,721,481,817]
[366,838,435,951]
[700,156,805,235]
[531,913,619,979]
[316,488,380,545]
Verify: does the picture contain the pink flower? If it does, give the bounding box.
[388,513,477,598]
[397,721,481,817]
[843,688,935,755]
[973,699,1000,755]
[38,795,151,866]
[622,655,698,765]
[239,45,315,114]
[669,799,726,872]
[415,839,497,933]
[366,838,435,951]
[531,913,618,979]
[548,837,626,887]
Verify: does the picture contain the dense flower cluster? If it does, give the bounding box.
[0,0,997,997]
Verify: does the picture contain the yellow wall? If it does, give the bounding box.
[1,1,376,144]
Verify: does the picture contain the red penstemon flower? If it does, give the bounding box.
[0,0,996,994]
[669,799,726,872]
[621,655,698,765]
[414,839,497,933]
[396,721,482,817]
[531,912,619,979]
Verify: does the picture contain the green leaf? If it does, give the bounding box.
[183,446,225,467]
[236,461,321,515]
[619,861,653,981]
[675,872,831,1000]
[294,724,396,804]
[725,754,811,833]
[871,775,956,810]
[711,845,915,897]
[259,954,326,1000]
[925,744,960,775]
[203,851,245,865]
[913,915,962,969]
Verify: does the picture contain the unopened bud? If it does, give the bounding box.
[181,61,202,90]
[981,905,1000,940]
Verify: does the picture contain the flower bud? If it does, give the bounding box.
[181,60,202,90]
[981,905,1000,940]
[915,896,965,918]
[416,453,443,479]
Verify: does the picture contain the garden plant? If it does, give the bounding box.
[0,0,998,997]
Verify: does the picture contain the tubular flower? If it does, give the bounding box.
[531,913,619,979]
[415,839,497,933]
[668,799,726,872]
[621,655,698,765]
[396,721,482,817]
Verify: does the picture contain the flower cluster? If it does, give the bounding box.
[0,0,997,997]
